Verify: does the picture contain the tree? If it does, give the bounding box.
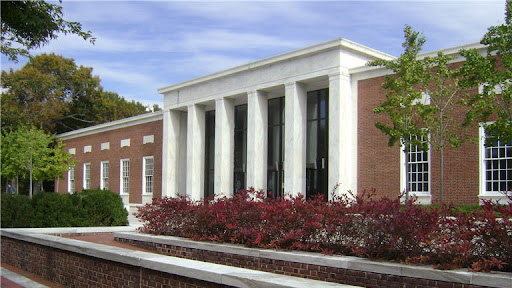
[370,26,470,204]
[460,0,512,144]
[368,26,431,201]
[92,91,151,124]
[1,125,76,198]
[1,53,149,134]
[421,53,469,204]
[1,0,94,62]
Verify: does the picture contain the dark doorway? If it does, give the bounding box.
[267,97,285,198]
[234,104,247,194]
[306,89,328,200]
[204,110,215,199]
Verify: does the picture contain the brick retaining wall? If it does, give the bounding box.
[1,228,353,288]
[1,237,230,288]
[115,232,512,288]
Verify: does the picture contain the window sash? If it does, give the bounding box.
[121,159,130,194]
[143,157,154,194]
[101,161,109,190]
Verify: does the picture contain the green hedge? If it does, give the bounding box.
[1,189,128,228]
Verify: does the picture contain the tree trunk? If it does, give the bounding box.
[440,147,444,205]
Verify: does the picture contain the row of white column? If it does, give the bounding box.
[162,72,355,201]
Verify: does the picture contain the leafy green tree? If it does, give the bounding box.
[1,53,149,134]
[460,0,512,144]
[368,26,431,200]
[92,91,150,124]
[370,26,470,204]
[1,125,75,198]
[421,54,469,204]
[1,0,94,62]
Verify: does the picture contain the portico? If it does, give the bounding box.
[159,38,394,201]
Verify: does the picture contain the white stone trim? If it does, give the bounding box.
[120,139,130,148]
[186,104,206,201]
[57,111,163,141]
[158,38,394,94]
[101,142,110,150]
[143,135,154,144]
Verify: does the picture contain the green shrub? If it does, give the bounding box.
[79,189,129,226]
[1,194,34,228]
[31,192,81,227]
[0,189,129,228]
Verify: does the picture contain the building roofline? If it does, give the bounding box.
[157,38,395,94]
[350,42,486,76]
[57,111,163,140]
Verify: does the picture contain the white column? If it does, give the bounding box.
[162,109,183,198]
[215,98,235,198]
[186,104,205,201]
[247,90,268,191]
[284,82,307,197]
[329,71,356,199]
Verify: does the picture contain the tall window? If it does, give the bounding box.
[120,159,130,195]
[402,135,430,194]
[83,163,91,189]
[268,97,285,198]
[101,161,109,190]
[306,89,328,199]
[204,110,215,199]
[481,127,512,194]
[68,165,75,193]
[143,156,154,194]
[234,104,247,194]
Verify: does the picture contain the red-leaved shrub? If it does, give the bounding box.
[135,189,512,272]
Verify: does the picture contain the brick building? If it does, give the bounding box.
[56,38,510,210]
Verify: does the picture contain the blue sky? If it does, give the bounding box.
[1,0,508,108]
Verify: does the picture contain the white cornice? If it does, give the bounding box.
[350,42,487,79]
[57,111,163,140]
[157,38,395,94]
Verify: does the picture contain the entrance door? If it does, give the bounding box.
[306,89,328,199]
[267,97,285,198]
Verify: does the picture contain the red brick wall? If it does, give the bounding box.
[357,66,481,205]
[55,119,163,203]
[116,237,489,288]
[1,237,230,288]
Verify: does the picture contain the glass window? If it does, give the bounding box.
[306,89,328,199]
[404,135,430,193]
[143,157,154,194]
[204,111,215,199]
[268,97,285,198]
[83,163,91,189]
[101,161,109,190]
[483,138,512,193]
[234,104,247,194]
[68,165,75,193]
[121,159,130,195]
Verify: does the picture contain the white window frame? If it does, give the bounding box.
[142,156,154,195]
[68,165,75,193]
[400,134,431,203]
[83,163,91,189]
[120,159,130,195]
[100,161,109,190]
[479,124,512,197]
